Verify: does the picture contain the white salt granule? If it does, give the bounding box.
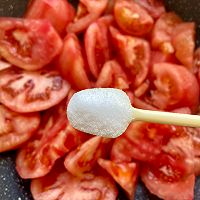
[67,88,134,138]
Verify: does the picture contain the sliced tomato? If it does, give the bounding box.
[110,27,150,87]
[151,12,182,54]
[172,23,195,71]
[95,60,129,89]
[56,33,91,90]
[0,18,63,70]
[149,132,194,182]
[0,104,40,152]
[0,67,70,113]
[84,15,113,78]
[125,122,173,162]
[31,165,118,200]
[64,136,112,177]
[111,122,170,163]
[114,0,154,36]
[149,63,199,112]
[135,0,165,19]
[25,0,75,35]
[16,102,88,179]
[67,0,108,33]
[98,159,138,199]
[141,168,195,200]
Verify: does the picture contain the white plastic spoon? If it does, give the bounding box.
[67,88,200,138]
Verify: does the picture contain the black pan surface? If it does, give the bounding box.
[0,0,200,200]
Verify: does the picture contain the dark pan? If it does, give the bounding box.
[0,0,200,200]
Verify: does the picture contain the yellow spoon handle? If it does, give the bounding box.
[133,107,200,127]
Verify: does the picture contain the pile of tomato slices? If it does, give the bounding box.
[1,0,200,199]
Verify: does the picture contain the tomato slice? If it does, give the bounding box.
[98,159,138,199]
[135,0,165,19]
[16,102,88,179]
[114,0,154,36]
[0,18,63,70]
[110,27,150,87]
[64,136,106,177]
[31,164,118,200]
[141,168,195,200]
[151,12,182,54]
[0,67,70,113]
[25,0,75,35]
[172,22,195,71]
[0,104,40,152]
[149,63,199,112]
[67,0,108,33]
[56,33,91,90]
[84,15,113,78]
[95,60,129,89]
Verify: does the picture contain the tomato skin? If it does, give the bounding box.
[95,60,129,89]
[0,67,71,113]
[84,16,113,78]
[172,23,195,71]
[114,0,154,36]
[0,18,63,71]
[67,0,109,33]
[141,168,195,200]
[25,0,75,35]
[56,33,91,90]
[110,27,150,87]
[150,63,199,112]
[151,12,182,54]
[98,159,138,199]
[31,165,118,200]
[0,104,40,153]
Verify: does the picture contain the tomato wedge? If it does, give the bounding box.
[114,0,154,36]
[64,136,105,177]
[0,104,40,153]
[67,0,108,33]
[149,63,199,112]
[141,169,195,200]
[98,159,138,199]
[110,27,150,87]
[84,15,113,78]
[25,0,75,35]
[172,22,195,71]
[0,18,63,70]
[151,12,182,54]
[31,164,118,200]
[135,0,165,19]
[0,67,70,113]
[56,33,91,90]
[95,60,129,89]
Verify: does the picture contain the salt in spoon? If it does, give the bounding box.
[67,88,200,138]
